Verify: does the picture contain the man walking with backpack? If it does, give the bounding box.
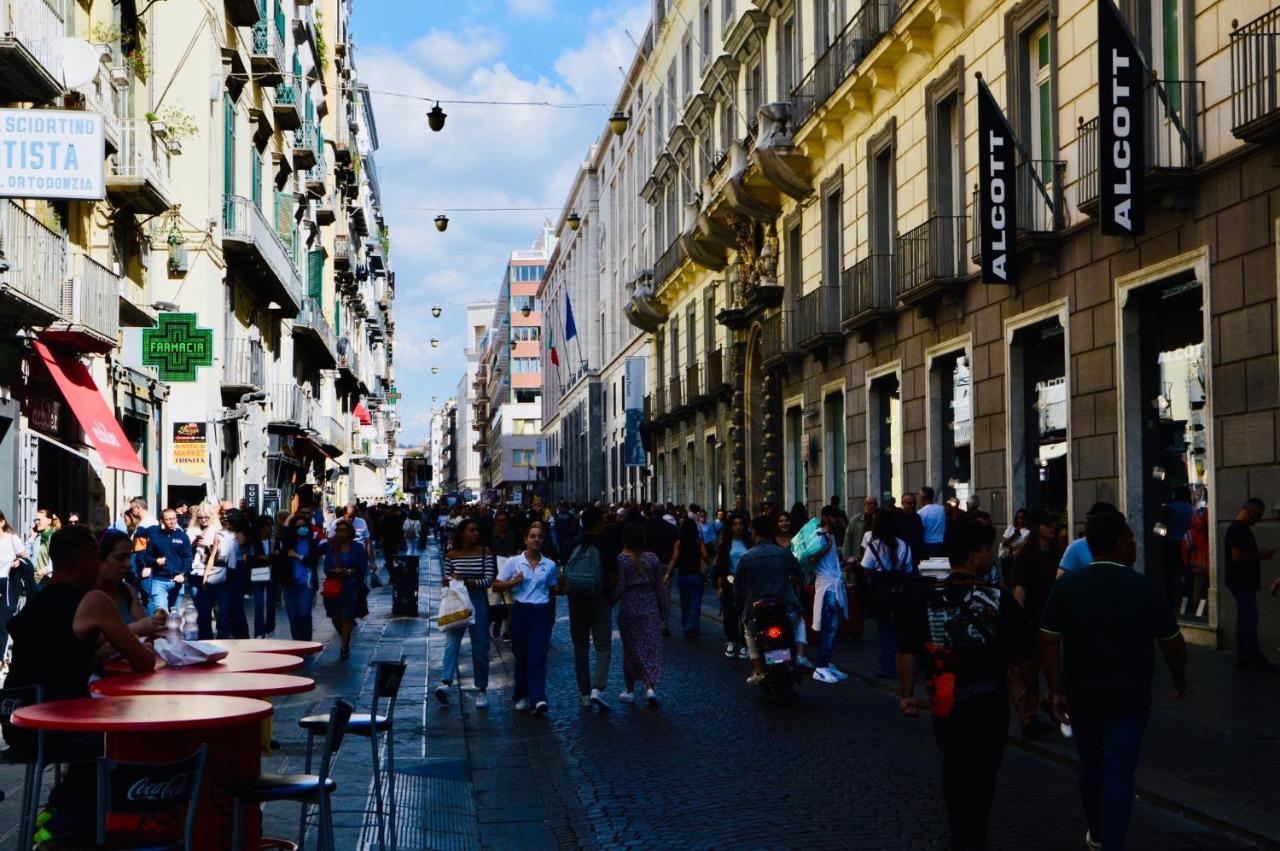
[565,506,619,710]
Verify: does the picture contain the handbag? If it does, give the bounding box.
[250,566,272,583]
[437,580,475,631]
[321,576,344,598]
[203,560,227,585]
[487,555,512,608]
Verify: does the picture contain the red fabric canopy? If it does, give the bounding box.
[33,340,147,474]
[353,403,372,425]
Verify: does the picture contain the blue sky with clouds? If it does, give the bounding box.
[350,0,648,445]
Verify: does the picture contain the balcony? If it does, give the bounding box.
[653,240,688,290]
[790,0,898,130]
[705,347,731,398]
[222,194,304,316]
[250,19,285,84]
[305,150,327,196]
[0,199,65,323]
[293,121,317,170]
[896,215,968,313]
[107,119,173,214]
[1076,79,1204,215]
[970,159,1066,263]
[841,254,896,339]
[333,233,352,270]
[795,284,843,353]
[41,251,120,352]
[1231,9,1280,143]
[761,309,802,371]
[0,0,66,102]
[292,296,337,366]
[222,338,265,391]
[684,363,701,406]
[269,383,312,429]
[226,0,260,27]
[336,336,362,385]
[73,62,120,153]
[325,414,349,455]
[272,78,302,131]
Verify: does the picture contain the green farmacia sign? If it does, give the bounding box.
[142,313,213,381]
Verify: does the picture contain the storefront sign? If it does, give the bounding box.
[244,483,260,512]
[1098,0,1145,236]
[262,487,281,518]
[143,314,214,381]
[25,394,61,435]
[977,77,1018,285]
[623,356,646,466]
[0,108,105,200]
[172,421,208,474]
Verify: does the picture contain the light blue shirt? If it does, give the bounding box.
[498,552,559,604]
[1059,537,1094,572]
[918,503,947,544]
[728,539,748,575]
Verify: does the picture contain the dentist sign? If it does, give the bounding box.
[0,108,105,200]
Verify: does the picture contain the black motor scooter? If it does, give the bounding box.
[749,596,802,701]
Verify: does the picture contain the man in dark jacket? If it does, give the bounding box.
[735,515,814,681]
[140,508,192,614]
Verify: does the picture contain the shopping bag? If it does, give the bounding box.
[487,557,513,608]
[437,580,475,631]
[791,518,824,563]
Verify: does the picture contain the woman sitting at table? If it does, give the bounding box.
[323,519,368,660]
[2,526,155,842]
[95,529,166,641]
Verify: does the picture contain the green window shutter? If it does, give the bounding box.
[274,190,293,257]
[333,296,340,335]
[1163,0,1181,113]
[251,147,262,210]
[223,95,235,226]
[273,0,285,39]
[307,249,323,299]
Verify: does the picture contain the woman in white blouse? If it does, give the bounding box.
[492,521,558,715]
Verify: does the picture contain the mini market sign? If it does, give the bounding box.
[143,313,213,381]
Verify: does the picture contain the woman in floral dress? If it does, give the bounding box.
[611,522,666,707]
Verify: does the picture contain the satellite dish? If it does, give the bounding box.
[59,38,103,90]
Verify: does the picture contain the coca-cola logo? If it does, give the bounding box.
[127,773,191,802]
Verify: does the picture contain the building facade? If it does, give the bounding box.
[0,0,396,533]
[535,0,1280,654]
[455,300,495,501]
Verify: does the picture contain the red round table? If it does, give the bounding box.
[13,695,270,849]
[203,638,323,657]
[103,651,305,675]
[91,671,315,699]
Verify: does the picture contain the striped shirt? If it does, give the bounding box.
[444,551,497,589]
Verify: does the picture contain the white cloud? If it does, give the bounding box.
[364,4,650,444]
[507,0,554,16]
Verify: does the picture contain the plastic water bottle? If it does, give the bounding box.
[181,603,199,640]
[166,609,181,635]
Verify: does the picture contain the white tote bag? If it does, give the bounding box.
[437,579,475,631]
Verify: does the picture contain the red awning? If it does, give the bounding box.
[33,340,147,474]
[353,403,372,426]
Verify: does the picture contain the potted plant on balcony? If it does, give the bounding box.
[157,107,197,156]
[145,112,168,139]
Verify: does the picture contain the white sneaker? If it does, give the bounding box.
[1085,831,1100,850]
[738,646,749,659]
[813,667,840,684]
[475,692,489,710]
[794,655,815,670]
[533,700,549,715]
[724,642,736,657]
[645,688,658,708]
[618,691,635,704]
[434,684,450,704]
[827,664,849,681]
[514,698,529,712]
[590,688,612,712]
[578,694,592,707]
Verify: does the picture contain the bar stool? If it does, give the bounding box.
[232,698,353,851]
[0,684,45,851]
[297,657,406,850]
[95,744,208,849]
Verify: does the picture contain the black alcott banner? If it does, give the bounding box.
[977,76,1018,285]
[1098,0,1145,236]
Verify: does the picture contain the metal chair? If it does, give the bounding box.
[95,744,209,850]
[233,698,353,851]
[296,657,406,850]
[0,684,44,851]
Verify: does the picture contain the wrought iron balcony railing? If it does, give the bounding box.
[896,215,968,300]
[841,254,896,329]
[795,284,842,349]
[790,1,899,129]
[1230,8,1280,143]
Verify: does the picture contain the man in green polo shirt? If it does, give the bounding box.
[1040,511,1187,851]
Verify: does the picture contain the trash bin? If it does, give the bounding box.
[390,555,420,617]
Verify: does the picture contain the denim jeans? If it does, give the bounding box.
[568,595,612,694]
[676,573,705,635]
[1071,711,1149,849]
[441,587,490,691]
[1232,589,1260,660]
[252,581,278,638]
[282,582,314,641]
[813,586,842,668]
[509,602,553,704]
[142,577,178,616]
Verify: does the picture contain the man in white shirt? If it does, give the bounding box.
[917,487,947,559]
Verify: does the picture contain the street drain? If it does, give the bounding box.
[357,759,480,850]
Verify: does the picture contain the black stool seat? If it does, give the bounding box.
[297,712,389,734]
[236,773,337,803]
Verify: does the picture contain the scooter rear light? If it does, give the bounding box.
[764,626,784,640]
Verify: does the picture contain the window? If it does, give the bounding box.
[822,177,843,284]
[667,61,678,117]
[929,350,972,502]
[722,0,734,27]
[746,61,763,127]
[703,290,716,353]
[786,218,802,301]
[510,296,541,314]
[785,406,806,507]
[868,120,896,257]
[513,418,539,435]
[700,1,712,63]
[823,392,845,507]
[1009,317,1067,521]
[512,448,537,467]
[512,326,541,342]
[1029,25,1053,166]
[654,88,664,140]
[512,357,539,373]
[719,97,734,151]
[814,0,842,55]
[682,36,693,99]
[868,372,902,505]
[685,303,696,368]
[1007,3,1057,195]
[925,61,965,219]
[778,15,796,97]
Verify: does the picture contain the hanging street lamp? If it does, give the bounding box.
[434,215,449,232]
[427,103,447,132]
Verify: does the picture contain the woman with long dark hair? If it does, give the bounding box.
[713,514,752,658]
[665,517,709,639]
[324,518,369,659]
[774,511,796,549]
[860,509,915,678]
[435,518,496,707]
[493,521,558,714]
[95,529,163,638]
[611,522,665,705]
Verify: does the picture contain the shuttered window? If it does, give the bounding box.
[223,95,235,226]
[251,146,262,210]
[307,249,324,299]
